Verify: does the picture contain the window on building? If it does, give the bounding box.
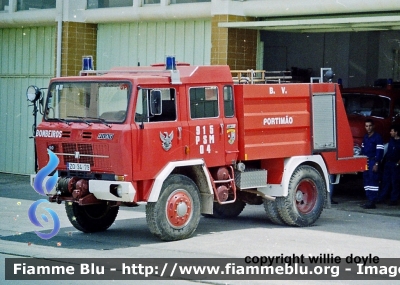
[170,0,210,3]
[17,0,56,11]
[0,0,7,11]
[87,0,133,9]
[224,85,234,117]
[190,87,219,119]
[143,0,161,4]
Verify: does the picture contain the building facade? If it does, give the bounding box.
[1,0,400,174]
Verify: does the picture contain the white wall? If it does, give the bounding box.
[0,26,55,174]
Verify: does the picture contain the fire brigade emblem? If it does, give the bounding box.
[227,128,236,145]
[160,131,174,151]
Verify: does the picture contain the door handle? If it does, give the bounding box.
[220,123,224,135]
[178,126,182,140]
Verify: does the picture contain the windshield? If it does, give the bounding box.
[45,81,131,123]
[342,93,390,118]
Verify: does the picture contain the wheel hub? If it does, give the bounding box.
[295,190,304,202]
[176,201,188,217]
[166,190,193,229]
[295,179,317,214]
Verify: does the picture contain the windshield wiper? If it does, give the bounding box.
[85,117,112,128]
[67,116,92,126]
[67,116,112,127]
[48,118,71,126]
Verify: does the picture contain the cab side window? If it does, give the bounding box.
[224,85,234,117]
[135,88,176,122]
[189,87,219,119]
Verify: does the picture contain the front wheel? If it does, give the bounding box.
[65,201,119,233]
[277,165,326,227]
[146,174,201,241]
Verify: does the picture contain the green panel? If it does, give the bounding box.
[22,28,31,74]
[184,21,195,63]
[111,25,122,66]
[0,78,6,172]
[155,22,166,62]
[15,29,23,75]
[97,19,211,69]
[137,22,148,66]
[120,23,130,67]
[9,30,16,74]
[43,26,55,75]
[28,28,38,74]
[174,22,185,62]
[0,26,55,174]
[1,29,9,74]
[36,27,45,74]
[97,25,113,69]
[165,22,176,56]
[0,30,2,74]
[147,22,157,62]
[128,23,139,66]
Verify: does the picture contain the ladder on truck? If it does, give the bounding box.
[231,69,292,84]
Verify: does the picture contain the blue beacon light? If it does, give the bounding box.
[165,56,176,70]
[82,56,94,71]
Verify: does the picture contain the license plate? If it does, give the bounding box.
[68,163,91,172]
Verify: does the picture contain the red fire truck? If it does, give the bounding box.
[341,82,400,155]
[28,57,366,241]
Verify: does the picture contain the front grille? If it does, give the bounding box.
[62,131,71,138]
[82,132,92,139]
[61,143,109,169]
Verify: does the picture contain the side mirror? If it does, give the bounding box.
[150,90,162,115]
[26,85,42,102]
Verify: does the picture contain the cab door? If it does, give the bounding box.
[187,86,228,167]
[133,87,186,180]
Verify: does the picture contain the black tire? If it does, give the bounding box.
[65,201,119,233]
[146,174,201,241]
[277,165,326,227]
[263,198,285,225]
[210,199,246,218]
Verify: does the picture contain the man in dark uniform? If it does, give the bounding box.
[377,125,400,205]
[360,119,384,209]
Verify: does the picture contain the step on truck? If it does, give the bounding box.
[27,56,366,241]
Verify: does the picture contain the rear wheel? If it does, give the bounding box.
[146,174,201,241]
[264,199,285,225]
[277,165,326,227]
[65,201,119,233]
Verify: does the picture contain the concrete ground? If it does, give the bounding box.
[330,174,400,218]
[1,172,400,285]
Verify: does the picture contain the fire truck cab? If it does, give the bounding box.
[29,57,366,241]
